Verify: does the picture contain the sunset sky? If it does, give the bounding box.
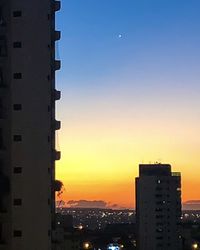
[56,0,200,208]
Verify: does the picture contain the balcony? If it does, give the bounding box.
[0,38,7,57]
[53,150,61,161]
[0,84,6,89]
[0,242,7,249]
[0,109,6,119]
[0,72,6,88]
[53,89,61,101]
[54,31,61,41]
[54,120,61,130]
[54,1,61,12]
[0,210,8,222]
[0,144,5,151]
[0,174,9,194]
[54,60,61,71]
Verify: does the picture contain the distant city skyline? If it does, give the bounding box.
[56,0,200,208]
[57,198,200,210]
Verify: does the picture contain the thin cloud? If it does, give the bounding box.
[67,200,107,208]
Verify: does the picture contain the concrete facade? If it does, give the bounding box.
[136,164,182,250]
[0,0,61,249]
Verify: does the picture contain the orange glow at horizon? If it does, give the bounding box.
[56,114,200,208]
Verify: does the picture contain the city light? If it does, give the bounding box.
[107,243,120,250]
[78,225,83,230]
[192,243,198,249]
[83,242,90,249]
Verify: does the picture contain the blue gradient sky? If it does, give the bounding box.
[56,1,200,207]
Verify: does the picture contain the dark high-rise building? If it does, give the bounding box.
[136,164,182,250]
[0,0,61,249]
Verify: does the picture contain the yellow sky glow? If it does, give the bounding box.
[56,114,200,208]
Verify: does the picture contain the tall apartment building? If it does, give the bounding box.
[0,0,61,249]
[135,164,182,250]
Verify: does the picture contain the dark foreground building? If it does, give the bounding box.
[136,164,182,250]
[0,0,61,249]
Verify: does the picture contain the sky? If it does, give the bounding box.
[56,0,200,208]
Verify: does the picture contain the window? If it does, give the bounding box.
[0,68,3,86]
[13,73,22,79]
[156,236,163,240]
[14,167,22,174]
[156,215,164,219]
[0,7,5,26]
[155,194,163,198]
[13,230,22,237]
[13,42,22,48]
[0,159,3,168]
[0,128,4,149]
[13,135,22,142]
[14,199,22,206]
[13,11,22,17]
[155,208,163,212]
[13,104,22,111]
[0,223,2,241]
[0,98,3,119]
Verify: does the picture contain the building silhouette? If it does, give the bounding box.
[0,0,61,249]
[136,164,182,250]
